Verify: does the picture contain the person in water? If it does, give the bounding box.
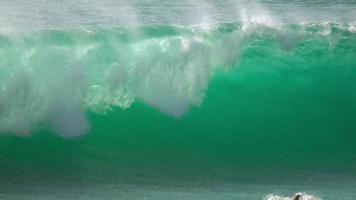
[292,193,303,200]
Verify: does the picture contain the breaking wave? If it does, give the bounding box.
[0,22,355,137]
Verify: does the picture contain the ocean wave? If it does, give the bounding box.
[0,23,355,137]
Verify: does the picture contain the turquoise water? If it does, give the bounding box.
[1,1,356,199]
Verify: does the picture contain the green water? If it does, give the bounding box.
[1,22,356,199]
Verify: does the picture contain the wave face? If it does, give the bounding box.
[1,1,356,200]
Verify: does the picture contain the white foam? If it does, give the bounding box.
[265,193,321,200]
[238,3,279,31]
[349,22,356,33]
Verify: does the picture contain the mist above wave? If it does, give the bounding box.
[0,0,355,31]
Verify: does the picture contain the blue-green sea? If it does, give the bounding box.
[0,1,356,199]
